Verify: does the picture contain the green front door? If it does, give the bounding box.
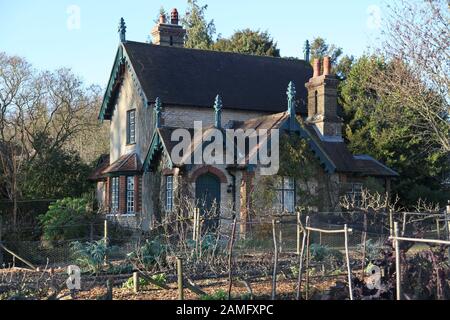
[195,173,221,230]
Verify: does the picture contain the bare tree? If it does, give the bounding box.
[340,189,400,276]
[0,52,107,228]
[0,53,33,228]
[372,0,449,152]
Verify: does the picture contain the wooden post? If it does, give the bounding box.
[297,211,301,255]
[389,209,393,237]
[133,272,140,294]
[344,224,353,300]
[0,216,3,267]
[193,208,199,242]
[104,219,108,244]
[446,201,450,265]
[106,278,113,300]
[271,219,278,300]
[104,219,108,265]
[402,212,407,236]
[227,218,237,300]
[177,257,184,300]
[436,218,440,239]
[296,216,309,300]
[279,228,283,254]
[394,222,401,301]
[305,225,311,300]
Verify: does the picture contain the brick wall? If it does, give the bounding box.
[119,176,127,214]
[135,175,141,213]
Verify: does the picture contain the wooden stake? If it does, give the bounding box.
[296,216,309,300]
[446,201,450,265]
[436,218,440,239]
[271,219,278,300]
[389,209,393,237]
[0,243,35,270]
[177,257,184,300]
[305,226,311,300]
[394,222,401,301]
[0,216,3,266]
[106,278,113,300]
[402,212,407,236]
[133,272,140,294]
[344,224,353,300]
[297,211,301,255]
[227,218,237,300]
[279,228,283,254]
[104,219,108,265]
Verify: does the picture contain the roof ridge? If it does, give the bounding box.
[124,40,309,64]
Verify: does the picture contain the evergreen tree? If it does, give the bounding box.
[182,0,216,50]
[212,29,280,57]
[340,55,450,206]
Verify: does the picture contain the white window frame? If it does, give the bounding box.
[127,110,136,145]
[111,177,119,213]
[275,177,296,213]
[166,175,174,212]
[346,182,363,207]
[126,176,135,214]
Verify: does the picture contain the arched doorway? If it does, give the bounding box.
[195,173,221,230]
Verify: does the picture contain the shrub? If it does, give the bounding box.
[200,289,228,300]
[358,239,384,264]
[39,197,97,242]
[127,238,166,267]
[70,240,109,273]
[309,244,344,270]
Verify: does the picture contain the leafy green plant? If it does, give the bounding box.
[309,244,343,270]
[127,238,166,267]
[122,273,167,290]
[39,197,96,242]
[70,240,109,273]
[358,239,384,264]
[200,289,228,300]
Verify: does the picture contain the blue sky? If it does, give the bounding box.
[0,0,386,87]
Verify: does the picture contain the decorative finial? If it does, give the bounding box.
[154,97,162,128]
[287,82,297,107]
[287,82,297,128]
[214,95,223,128]
[118,18,127,42]
[304,40,310,63]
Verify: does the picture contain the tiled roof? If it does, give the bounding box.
[145,112,398,178]
[122,41,312,113]
[88,154,110,181]
[102,153,142,175]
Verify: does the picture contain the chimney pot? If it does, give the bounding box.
[171,8,179,25]
[313,59,321,78]
[323,57,331,76]
[159,14,166,24]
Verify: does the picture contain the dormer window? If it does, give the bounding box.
[127,110,136,145]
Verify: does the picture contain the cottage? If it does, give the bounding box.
[90,9,398,231]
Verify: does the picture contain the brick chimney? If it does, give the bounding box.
[151,8,186,47]
[305,57,342,139]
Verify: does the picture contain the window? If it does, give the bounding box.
[166,175,174,211]
[126,176,135,214]
[275,177,295,213]
[111,177,119,213]
[127,110,136,144]
[346,183,363,207]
